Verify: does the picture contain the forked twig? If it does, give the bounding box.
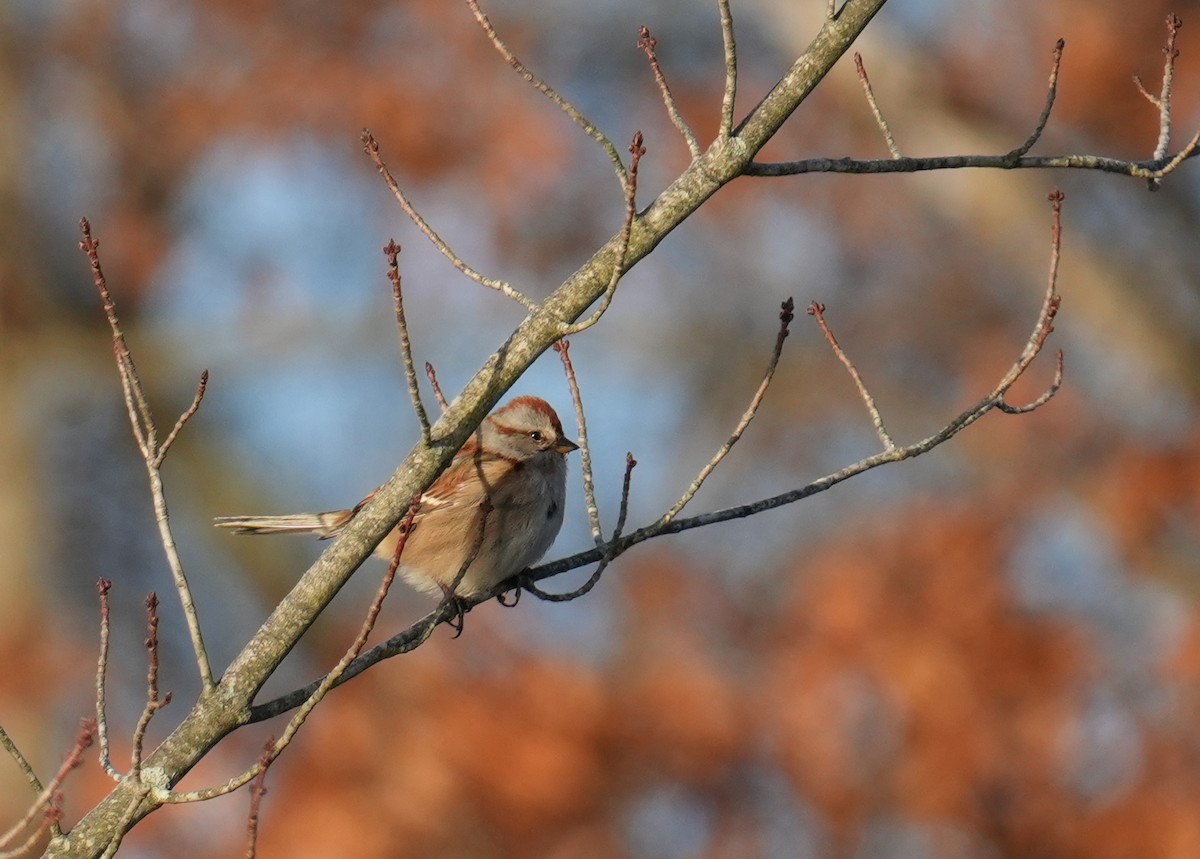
[660,298,795,527]
[362,132,535,309]
[854,52,900,158]
[1007,39,1065,160]
[466,0,630,193]
[0,720,95,849]
[808,302,894,449]
[1140,14,1185,189]
[553,339,601,543]
[561,132,645,336]
[638,27,701,158]
[79,218,214,690]
[385,240,432,444]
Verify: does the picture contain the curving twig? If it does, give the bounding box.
[362,132,535,309]
[638,27,701,158]
[466,0,630,193]
[384,240,432,444]
[808,302,893,449]
[1007,39,1065,160]
[424,361,449,412]
[561,132,645,336]
[0,719,95,851]
[553,339,601,543]
[130,594,172,779]
[93,579,120,781]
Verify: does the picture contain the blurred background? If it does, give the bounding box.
[2,0,1199,856]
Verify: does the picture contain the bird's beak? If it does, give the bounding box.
[555,438,580,454]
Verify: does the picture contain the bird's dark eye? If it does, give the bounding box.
[529,430,544,442]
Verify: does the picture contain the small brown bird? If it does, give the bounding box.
[215,396,578,597]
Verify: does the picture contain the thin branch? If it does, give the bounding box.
[659,298,795,527]
[1007,38,1065,160]
[745,145,1200,180]
[94,579,120,781]
[424,361,448,412]
[243,741,273,859]
[385,240,432,444]
[523,452,637,602]
[439,497,493,636]
[361,132,535,309]
[0,719,95,851]
[466,0,630,193]
[717,0,738,138]
[168,503,420,803]
[807,301,894,449]
[561,132,645,336]
[1146,14,1184,190]
[79,218,215,691]
[854,52,900,157]
[130,594,171,778]
[553,339,601,543]
[638,27,701,158]
[154,370,207,469]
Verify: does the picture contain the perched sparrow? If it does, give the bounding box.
[215,396,578,598]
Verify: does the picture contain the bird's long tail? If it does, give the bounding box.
[213,510,354,539]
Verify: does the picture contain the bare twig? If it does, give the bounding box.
[745,147,1200,179]
[561,132,645,336]
[1007,39,1065,160]
[660,298,795,527]
[808,301,894,449]
[439,497,493,635]
[1145,14,1184,189]
[79,219,215,691]
[553,339,601,543]
[466,0,630,193]
[524,452,637,602]
[130,594,172,778]
[717,0,738,138]
[0,719,95,850]
[385,240,432,444]
[168,503,420,803]
[854,52,900,157]
[362,132,535,309]
[638,27,701,158]
[424,361,448,412]
[94,579,120,781]
[243,741,273,859]
[154,371,207,469]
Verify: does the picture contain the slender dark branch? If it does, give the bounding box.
[0,719,95,850]
[523,452,637,602]
[466,0,629,192]
[385,240,432,444]
[362,131,534,308]
[638,27,701,157]
[1007,38,1065,160]
[854,52,900,157]
[745,148,1200,179]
